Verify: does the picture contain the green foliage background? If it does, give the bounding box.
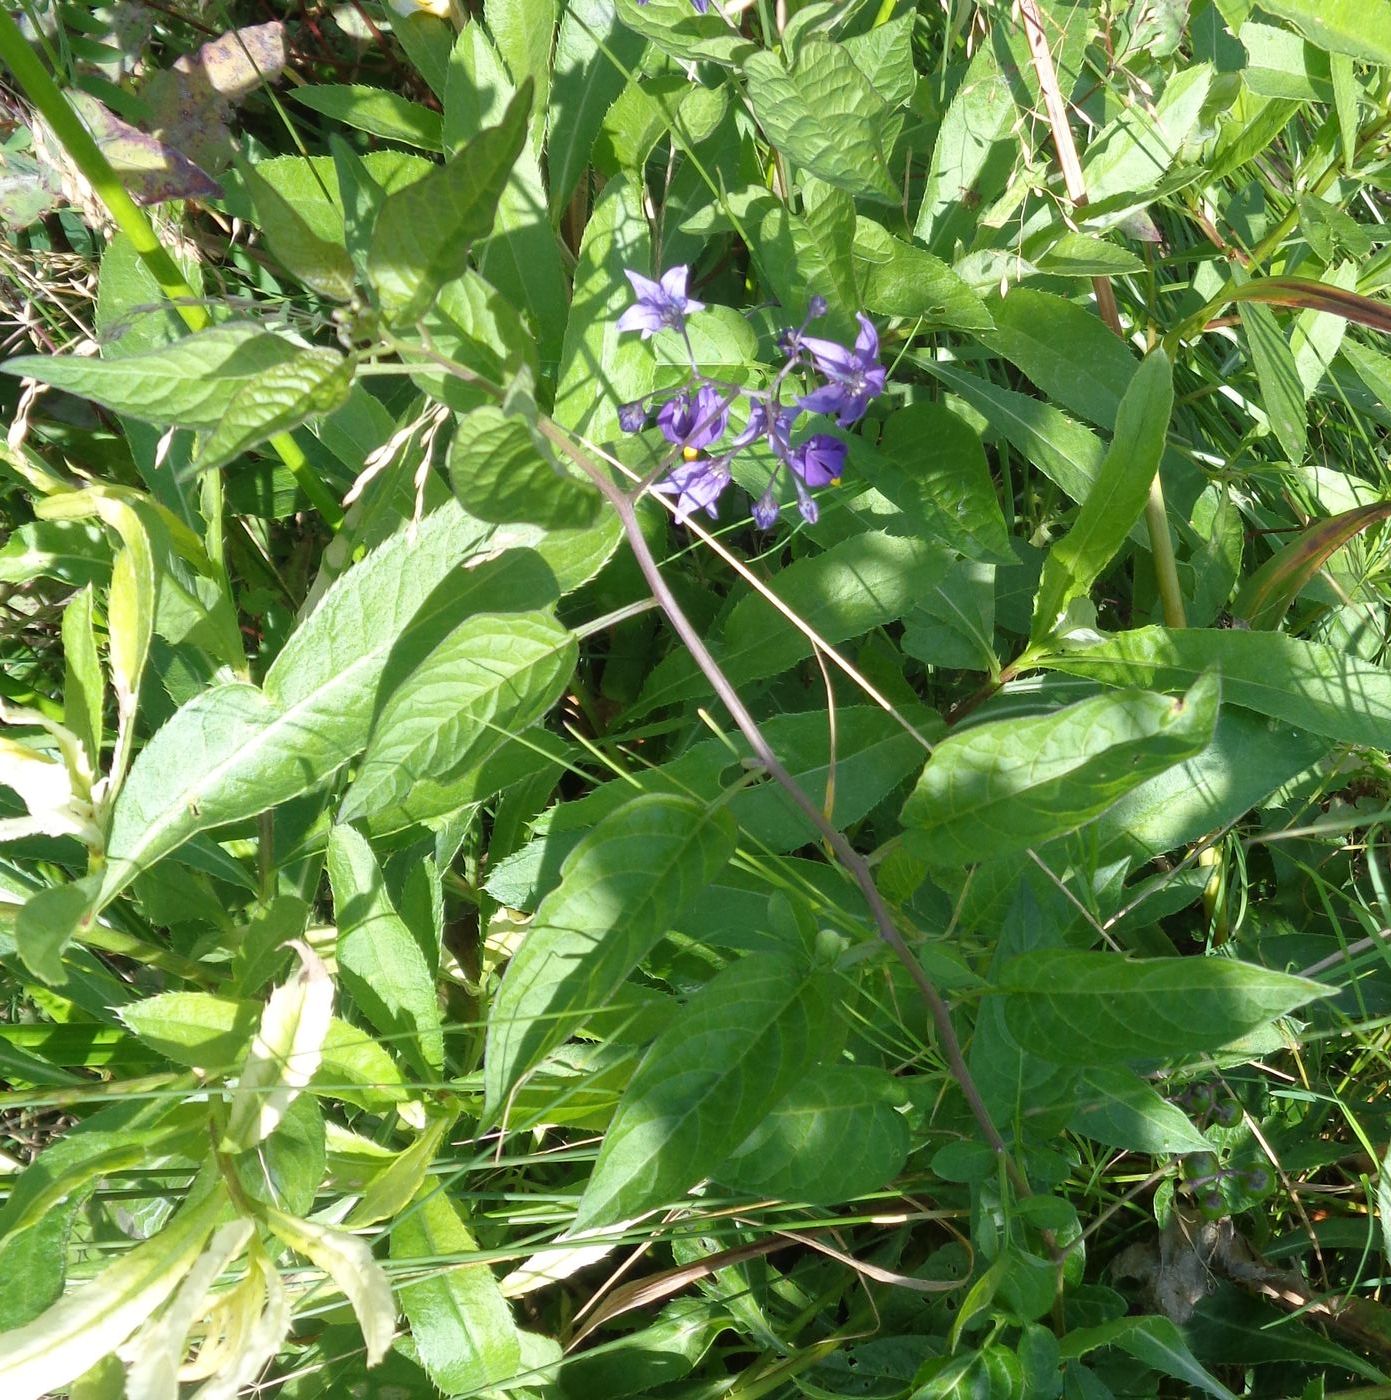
[2,0,1391,1395]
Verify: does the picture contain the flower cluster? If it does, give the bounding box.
[616,267,886,529]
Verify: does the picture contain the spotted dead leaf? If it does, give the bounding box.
[25,91,220,229]
[143,21,287,174]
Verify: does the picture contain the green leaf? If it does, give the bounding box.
[485,0,557,131]
[901,676,1218,867]
[753,189,860,333]
[98,501,496,907]
[716,1065,910,1203]
[554,175,655,438]
[485,794,735,1115]
[547,0,646,215]
[743,38,896,200]
[1233,501,1391,628]
[61,586,103,774]
[291,84,443,150]
[232,154,357,300]
[489,705,937,907]
[391,1184,521,1391]
[345,1110,457,1228]
[0,1183,228,1398]
[1061,1315,1238,1399]
[194,348,354,472]
[874,403,1013,563]
[1258,0,1391,66]
[1094,708,1330,862]
[341,607,577,824]
[0,519,109,588]
[448,406,601,529]
[369,81,532,322]
[1,324,307,429]
[575,953,835,1229]
[914,40,1018,253]
[222,942,335,1152]
[984,289,1137,431]
[1031,231,1146,277]
[16,874,104,986]
[613,0,753,63]
[1069,1066,1212,1153]
[1031,349,1173,640]
[635,532,951,716]
[923,362,1111,517]
[1239,299,1307,462]
[328,824,444,1078]
[120,991,259,1070]
[446,24,569,365]
[854,219,993,332]
[1082,65,1213,206]
[999,951,1329,1065]
[843,11,917,108]
[1043,625,1391,750]
[413,269,540,414]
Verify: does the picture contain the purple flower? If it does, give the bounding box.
[653,455,732,523]
[797,313,886,426]
[617,266,704,339]
[657,384,728,449]
[789,433,847,488]
[751,486,780,530]
[768,406,801,461]
[618,401,648,433]
[727,400,768,451]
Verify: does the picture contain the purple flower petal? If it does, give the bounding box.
[618,264,701,339]
[790,433,847,488]
[656,385,729,449]
[751,487,780,530]
[653,455,732,523]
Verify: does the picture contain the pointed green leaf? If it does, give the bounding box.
[233,153,357,299]
[1031,349,1173,640]
[1069,1066,1212,1153]
[1239,299,1307,462]
[369,81,532,322]
[1,324,307,429]
[902,676,1218,867]
[575,953,835,1229]
[743,39,896,200]
[546,0,645,215]
[448,406,601,529]
[874,403,1012,563]
[328,825,444,1078]
[1043,625,1391,749]
[1061,1316,1238,1399]
[1000,951,1329,1065]
[485,794,736,1116]
[291,84,443,151]
[98,502,495,905]
[391,1184,522,1391]
[342,608,577,823]
[195,348,354,473]
[716,1065,911,1204]
[1258,0,1391,66]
